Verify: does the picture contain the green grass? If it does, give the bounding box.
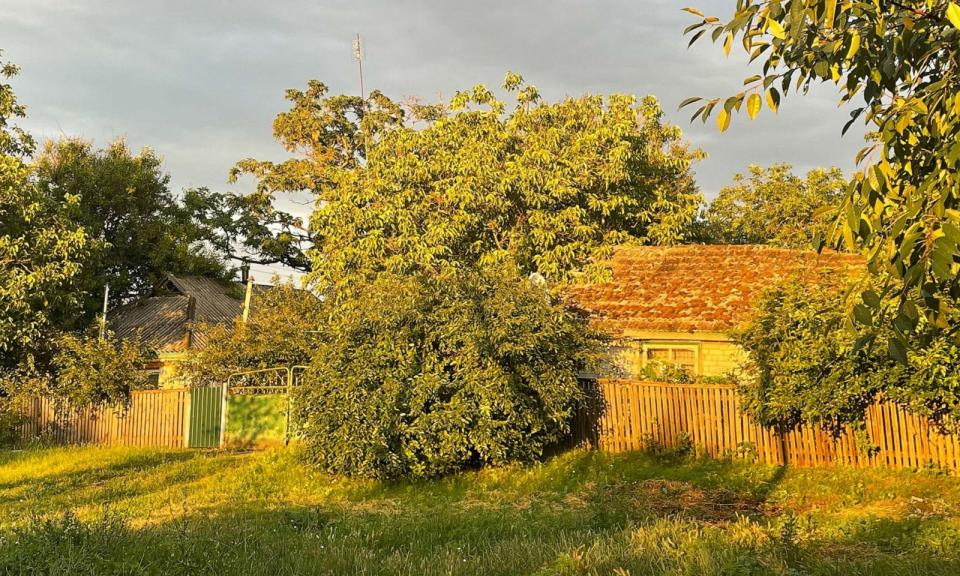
[1,446,960,575]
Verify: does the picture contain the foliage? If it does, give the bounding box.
[736,277,960,434]
[1,332,150,407]
[699,163,846,248]
[4,447,960,575]
[638,360,734,386]
[0,54,87,369]
[217,73,702,284]
[0,398,21,447]
[34,138,229,328]
[185,187,313,273]
[683,1,960,356]
[295,265,607,479]
[179,281,323,386]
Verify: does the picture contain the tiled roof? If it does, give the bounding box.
[566,244,864,335]
[110,274,270,353]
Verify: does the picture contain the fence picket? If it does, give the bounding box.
[575,380,960,474]
[18,388,189,449]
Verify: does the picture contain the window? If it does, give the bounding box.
[642,342,700,375]
[145,370,161,388]
[604,340,702,379]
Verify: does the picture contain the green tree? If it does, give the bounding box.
[683,1,960,355]
[296,265,606,479]
[737,276,960,435]
[178,281,323,386]
[223,73,703,288]
[0,54,87,369]
[702,163,846,247]
[34,138,229,329]
[232,73,700,477]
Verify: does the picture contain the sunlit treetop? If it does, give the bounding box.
[231,72,704,294]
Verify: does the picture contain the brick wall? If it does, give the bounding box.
[699,340,746,377]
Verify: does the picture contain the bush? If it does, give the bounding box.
[0,398,22,447]
[736,277,960,434]
[294,266,607,479]
[1,332,149,408]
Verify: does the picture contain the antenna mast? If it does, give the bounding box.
[353,33,365,100]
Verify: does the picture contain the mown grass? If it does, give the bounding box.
[1,446,959,575]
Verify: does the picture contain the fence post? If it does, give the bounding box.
[219,381,229,448]
[284,367,292,445]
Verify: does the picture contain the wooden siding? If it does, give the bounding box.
[579,380,960,473]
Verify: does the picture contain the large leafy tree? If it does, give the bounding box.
[0,54,87,368]
[701,163,846,247]
[216,73,703,287]
[682,1,960,357]
[295,265,605,479]
[34,138,229,328]
[234,74,698,477]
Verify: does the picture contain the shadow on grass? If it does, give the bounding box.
[4,500,960,576]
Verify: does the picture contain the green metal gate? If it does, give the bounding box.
[188,386,222,448]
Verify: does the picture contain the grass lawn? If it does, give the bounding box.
[1,446,960,575]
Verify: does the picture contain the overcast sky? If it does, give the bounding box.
[2,0,866,279]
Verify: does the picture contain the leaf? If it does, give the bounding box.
[765,88,780,113]
[853,304,873,326]
[955,93,960,117]
[717,108,731,132]
[812,231,826,252]
[678,96,702,110]
[688,29,706,47]
[824,0,837,28]
[682,7,705,17]
[888,338,908,366]
[723,32,733,56]
[853,333,875,353]
[846,31,860,60]
[948,3,960,30]
[746,93,762,120]
[767,18,786,40]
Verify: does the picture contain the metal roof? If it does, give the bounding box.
[109,273,267,353]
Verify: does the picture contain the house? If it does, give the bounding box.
[567,244,863,379]
[109,271,268,387]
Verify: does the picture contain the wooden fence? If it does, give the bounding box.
[17,380,960,472]
[578,380,960,473]
[18,388,189,448]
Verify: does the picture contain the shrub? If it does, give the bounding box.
[1,332,149,408]
[294,266,607,479]
[736,277,960,434]
[0,398,22,447]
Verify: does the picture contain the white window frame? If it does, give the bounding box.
[639,340,702,376]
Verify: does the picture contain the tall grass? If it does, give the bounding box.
[1,446,959,575]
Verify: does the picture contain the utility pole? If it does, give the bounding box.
[98,284,109,340]
[353,33,365,100]
[241,270,254,327]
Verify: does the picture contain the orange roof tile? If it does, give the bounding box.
[566,244,864,335]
